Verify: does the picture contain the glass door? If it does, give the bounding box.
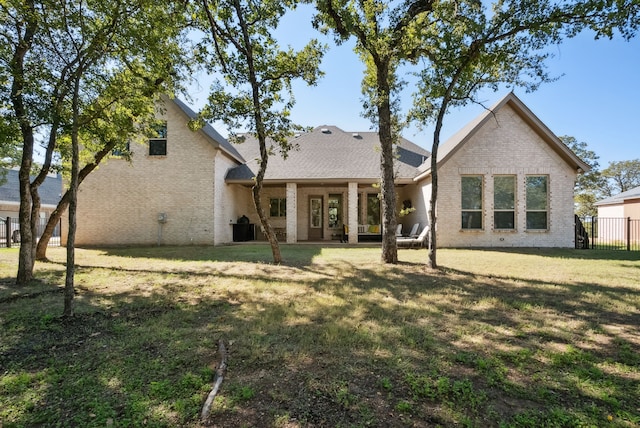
[309,196,323,240]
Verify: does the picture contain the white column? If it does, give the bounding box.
[286,183,297,243]
[348,182,358,244]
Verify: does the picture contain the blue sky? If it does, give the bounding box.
[187,6,640,169]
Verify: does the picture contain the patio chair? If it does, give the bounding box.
[395,224,403,237]
[405,223,419,238]
[397,225,429,248]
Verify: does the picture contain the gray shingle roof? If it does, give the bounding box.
[0,169,62,206]
[226,126,430,183]
[595,185,640,206]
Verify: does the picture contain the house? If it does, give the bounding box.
[0,169,62,219]
[73,97,246,246]
[225,126,429,243]
[595,186,640,219]
[0,169,62,244]
[72,92,587,248]
[593,186,640,245]
[409,92,590,248]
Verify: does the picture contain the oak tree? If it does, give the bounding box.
[195,0,325,264]
[409,0,639,267]
[1,0,187,314]
[313,0,433,264]
[601,159,640,196]
[560,136,604,217]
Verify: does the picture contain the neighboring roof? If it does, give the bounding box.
[595,185,640,206]
[170,97,245,164]
[0,169,62,207]
[225,126,430,184]
[414,92,591,181]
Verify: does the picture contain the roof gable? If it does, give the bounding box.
[169,97,245,164]
[415,93,591,179]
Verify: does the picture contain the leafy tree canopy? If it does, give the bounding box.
[601,159,640,196]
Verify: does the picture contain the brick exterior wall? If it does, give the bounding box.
[71,99,239,246]
[412,104,578,248]
[69,97,577,248]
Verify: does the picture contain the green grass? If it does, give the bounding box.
[1,245,639,427]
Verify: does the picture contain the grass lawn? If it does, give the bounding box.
[1,245,639,427]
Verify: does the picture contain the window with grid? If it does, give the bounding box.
[461,176,483,229]
[269,198,286,217]
[526,175,548,230]
[494,175,515,229]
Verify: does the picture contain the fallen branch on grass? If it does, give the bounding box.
[200,339,228,421]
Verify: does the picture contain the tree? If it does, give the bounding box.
[35,69,171,261]
[3,0,42,285]
[408,0,639,268]
[601,159,640,196]
[560,136,604,217]
[195,0,325,264]
[2,0,187,307]
[313,0,433,264]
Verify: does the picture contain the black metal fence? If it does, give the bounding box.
[578,216,640,251]
[0,217,61,248]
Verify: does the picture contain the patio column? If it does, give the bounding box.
[348,182,358,244]
[286,183,297,243]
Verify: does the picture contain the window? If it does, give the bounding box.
[367,193,381,225]
[310,198,322,228]
[494,175,515,229]
[526,176,548,230]
[328,194,342,228]
[149,122,167,156]
[269,198,286,217]
[112,142,131,157]
[461,176,483,229]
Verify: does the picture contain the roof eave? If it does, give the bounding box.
[413,93,591,181]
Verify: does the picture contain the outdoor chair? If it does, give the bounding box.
[397,225,429,248]
[341,224,348,243]
[395,224,403,237]
[405,223,419,238]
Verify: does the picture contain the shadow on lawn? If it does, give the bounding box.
[95,243,326,265]
[1,254,639,427]
[476,247,640,262]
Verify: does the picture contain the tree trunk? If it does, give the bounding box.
[63,189,77,317]
[252,110,282,264]
[16,163,34,285]
[253,180,282,263]
[376,57,398,264]
[35,199,67,261]
[63,78,81,318]
[234,0,282,264]
[427,106,446,270]
[12,2,37,285]
[427,138,439,269]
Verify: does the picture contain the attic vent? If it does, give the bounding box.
[352,133,360,138]
[294,133,301,138]
[321,128,330,134]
